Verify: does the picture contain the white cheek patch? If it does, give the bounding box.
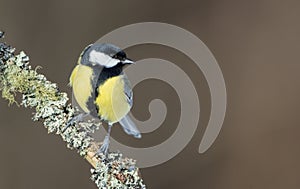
[89,50,120,68]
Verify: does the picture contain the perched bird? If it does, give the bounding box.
[67,43,141,154]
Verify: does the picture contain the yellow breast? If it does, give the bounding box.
[70,65,93,113]
[95,75,130,124]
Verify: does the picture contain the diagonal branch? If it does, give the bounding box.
[0,32,146,189]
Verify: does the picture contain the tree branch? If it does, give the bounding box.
[0,32,146,189]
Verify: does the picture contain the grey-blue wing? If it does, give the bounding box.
[120,74,141,138]
[123,74,133,107]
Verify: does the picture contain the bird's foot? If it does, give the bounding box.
[62,113,87,133]
[95,124,113,157]
[97,135,110,156]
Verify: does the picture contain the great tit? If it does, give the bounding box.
[68,43,141,154]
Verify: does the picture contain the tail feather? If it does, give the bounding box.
[119,115,141,138]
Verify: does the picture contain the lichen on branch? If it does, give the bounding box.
[0,32,146,189]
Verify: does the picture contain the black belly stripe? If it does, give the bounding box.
[85,63,124,118]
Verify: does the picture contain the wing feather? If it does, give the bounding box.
[122,74,133,107]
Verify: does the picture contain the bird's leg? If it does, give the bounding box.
[62,113,88,133]
[98,123,113,155]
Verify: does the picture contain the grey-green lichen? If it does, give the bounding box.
[0,32,146,189]
[0,35,98,155]
[91,152,146,189]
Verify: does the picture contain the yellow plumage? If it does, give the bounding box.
[70,64,93,113]
[69,65,79,86]
[70,65,130,124]
[95,75,130,124]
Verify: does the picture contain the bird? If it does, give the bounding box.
[67,43,141,155]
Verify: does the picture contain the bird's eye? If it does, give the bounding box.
[112,51,126,61]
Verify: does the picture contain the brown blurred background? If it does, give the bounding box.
[0,0,300,188]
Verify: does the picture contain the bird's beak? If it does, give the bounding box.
[122,58,135,65]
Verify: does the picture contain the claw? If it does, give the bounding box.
[98,135,110,155]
